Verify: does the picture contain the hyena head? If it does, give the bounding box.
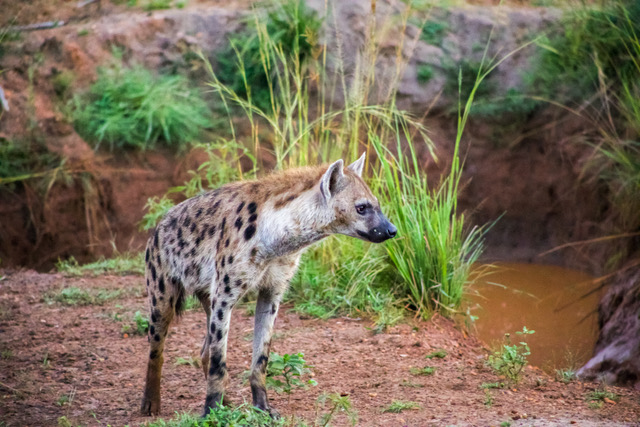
[319,153,397,243]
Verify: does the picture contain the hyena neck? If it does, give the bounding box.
[259,190,332,259]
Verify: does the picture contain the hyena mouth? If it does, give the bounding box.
[357,226,397,243]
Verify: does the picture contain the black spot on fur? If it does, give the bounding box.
[146,279,149,288]
[228,255,234,264]
[244,224,256,240]
[223,274,229,285]
[184,216,191,228]
[224,285,231,294]
[235,279,243,288]
[250,248,258,257]
[177,227,183,240]
[221,301,227,308]
[196,208,203,218]
[151,309,160,323]
[190,247,197,258]
[225,238,230,247]
[248,213,257,223]
[169,217,178,229]
[208,226,216,238]
[150,350,158,359]
[150,264,157,281]
[174,284,186,317]
[154,334,160,342]
[208,353,226,377]
[257,354,269,368]
[145,248,150,262]
[178,238,186,249]
[221,257,226,268]
[158,276,165,294]
[247,202,257,214]
[190,222,197,233]
[195,236,202,246]
[211,298,217,308]
[153,229,160,248]
[217,309,223,321]
[210,323,216,334]
[152,294,157,306]
[234,217,243,230]
[150,325,155,335]
[216,329,223,341]
[237,201,245,213]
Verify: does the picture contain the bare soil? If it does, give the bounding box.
[0,270,638,426]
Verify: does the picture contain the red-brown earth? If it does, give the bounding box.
[0,270,639,426]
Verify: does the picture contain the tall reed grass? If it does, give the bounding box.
[146,0,488,319]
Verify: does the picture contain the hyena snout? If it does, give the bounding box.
[361,214,397,243]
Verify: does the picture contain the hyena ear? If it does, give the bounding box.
[320,159,344,202]
[347,152,366,177]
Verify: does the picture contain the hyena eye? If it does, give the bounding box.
[355,203,369,215]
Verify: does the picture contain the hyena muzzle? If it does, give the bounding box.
[140,153,397,417]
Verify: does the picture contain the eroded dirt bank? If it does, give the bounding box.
[0,270,639,426]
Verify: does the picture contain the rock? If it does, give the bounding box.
[578,266,640,389]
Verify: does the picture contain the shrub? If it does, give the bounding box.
[72,64,211,151]
[487,327,535,384]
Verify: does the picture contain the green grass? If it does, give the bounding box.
[425,349,447,359]
[410,366,436,376]
[382,400,421,413]
[556,368,577,383]
[175,356,200,368]
[586,388,619,404]
[143,0,172,11]
[72,62,211,151]
[56,252,144,276]
[419,19,449,45]
[316,392,358,426]
[417,64,434,84]
[146,405,283,427]
[48,286,124,306]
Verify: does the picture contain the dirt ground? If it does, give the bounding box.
[0,270,638,426]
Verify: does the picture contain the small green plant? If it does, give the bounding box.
[486,326,535,384]
[175,356,200,368]
[72,63,210,151]
[184,295,201,311]
[382,400,420,413]
[480,382,504,389]
[134,311,150,335]
[77,29,89,36]
[42,352,51,368]
[417,64,434,84]
[56,393,73,407]
[316,392,358,427]
[51,70,75,100]
[586,387,619,406]
[409,366,436,376]
[425,349,447,359]
[419,19,449,45]
[500,421,512,427]
[56,252,144,276]
[266,352,317,396]
[556,368,577,383]
[483,389,494,407]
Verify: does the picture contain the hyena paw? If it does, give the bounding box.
[254,402,280,419]
[140,397,160,416]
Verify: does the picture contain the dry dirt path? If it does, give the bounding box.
[0,270,639,426]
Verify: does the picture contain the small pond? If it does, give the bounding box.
[468,263,601,370]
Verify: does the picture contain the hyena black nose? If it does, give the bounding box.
[386,224,397,238]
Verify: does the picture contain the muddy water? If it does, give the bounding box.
[468,263,601,370]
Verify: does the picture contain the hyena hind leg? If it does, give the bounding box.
[140,271,184,416]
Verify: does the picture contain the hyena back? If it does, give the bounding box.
[140,153,397,417]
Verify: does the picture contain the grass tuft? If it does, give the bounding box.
[72,63,210,151]
[56,252,144,276]
[382,400,421,413]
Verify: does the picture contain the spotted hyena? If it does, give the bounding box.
[140,153,397,417]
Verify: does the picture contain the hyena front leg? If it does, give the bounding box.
[141,262,182,415]
[249,285,286,417]
[195,290,211,378]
